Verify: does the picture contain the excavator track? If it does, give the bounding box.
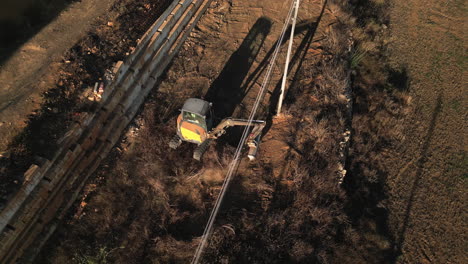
[193,138,213,161]
[169,135,182,149]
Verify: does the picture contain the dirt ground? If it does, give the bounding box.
[384,0,466,263]
[0,0,117,151]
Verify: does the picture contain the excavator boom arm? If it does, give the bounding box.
[209,118,265,139]
[208,117,265,160]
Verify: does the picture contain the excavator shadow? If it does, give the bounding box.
[174,4,327,160]
[203,17,272,150]
[204,17,272,120]
[204,3,327,155]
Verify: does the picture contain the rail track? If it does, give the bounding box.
[0,0,212,262]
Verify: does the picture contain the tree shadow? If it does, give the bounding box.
[0,0,78,66]
[394,94,442,257]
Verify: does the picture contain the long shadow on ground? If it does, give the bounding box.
[203,17,271,152]
[0,0,78,66]
[395,94,442,257]
[204,17,272,120]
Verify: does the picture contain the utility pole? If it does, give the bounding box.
[276,0,300,116]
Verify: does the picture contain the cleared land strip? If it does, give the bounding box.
[0,1,213,262]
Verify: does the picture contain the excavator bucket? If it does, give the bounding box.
[247,134,262,160]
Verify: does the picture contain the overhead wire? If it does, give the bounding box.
[191,1,297,263]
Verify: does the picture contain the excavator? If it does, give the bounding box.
[168,98,265,160]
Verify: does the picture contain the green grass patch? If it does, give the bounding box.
[75,246,124,264]
[351,48,367,68]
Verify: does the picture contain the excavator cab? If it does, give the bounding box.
[171,98,212,146]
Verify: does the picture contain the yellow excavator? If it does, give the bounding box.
[169,98,265,160]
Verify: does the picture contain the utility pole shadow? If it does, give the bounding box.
[393,94,443,258]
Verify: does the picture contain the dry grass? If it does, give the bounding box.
[339,0,412,262]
